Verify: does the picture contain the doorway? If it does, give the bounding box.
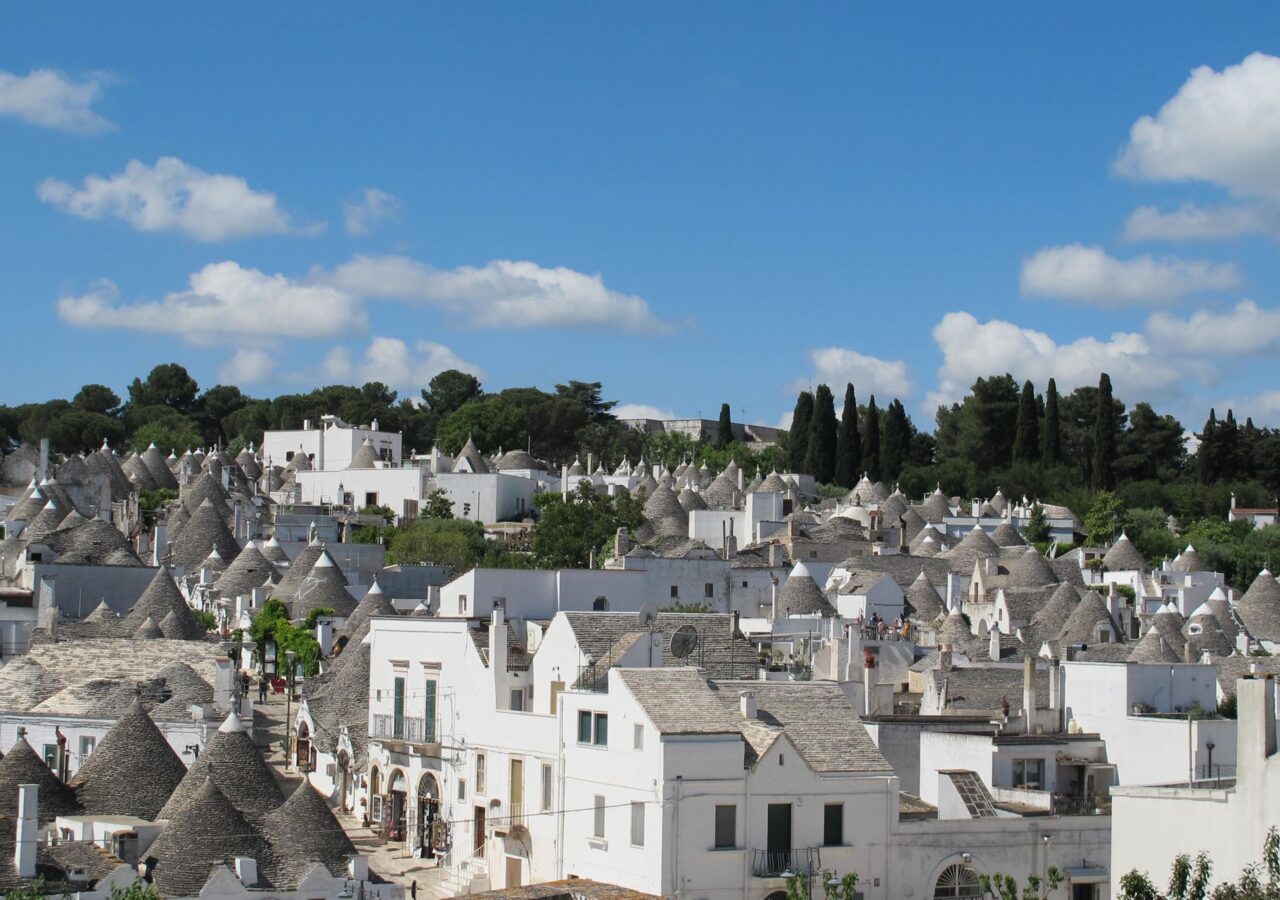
[766,803,792,875]
[417,774,440,858]
[474,805,486,856]
[387,770,407,842]
[505,856,523,888]
[509,759,524,823]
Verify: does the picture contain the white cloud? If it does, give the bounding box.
[1146,300,1280,356]
[1123,203,1279,242]
[1116,52,1280,200]
[1019,243,1239,305]
[928,311,1181,411]
[219,348,275,385]
[0,68,115,134]
[38,157,321,242]
[795,347,912,402]
[343,187,400,235]
[1217,390,1280,427]
[326,336,483,390]
[57,262,364,343]
[323,255,667,332]
[613,403,677,421]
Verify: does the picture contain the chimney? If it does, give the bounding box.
[36,573,58,630]
[1236,676,1278,787]
[213,657,235,708]
[349,856,370,882]
[939,649,953,673]
[1022,656,1037,729]
[233,857,258,886]
[739,691,757,719]
[587,452,595,474]
[37,439,48,481]
[371,418,379,432]
[560,464,569,499]
[863,647,878,716]
[1048,657,1062,731]
[615,527,630,557]
[14,784,36,879]
[489,608,508,706]
[768,543,783,568]
[989,624,1001,661]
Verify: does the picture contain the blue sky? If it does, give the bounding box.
[4,2,1280,432]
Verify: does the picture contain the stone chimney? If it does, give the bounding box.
[14,784,36,879]
[739,691,757,719]
[1022,656,1037,732]
[233,857,258,887]
[768,543,783,568]
[489,608,508,707]
[939,649,953,673]
[1048,657,1062,731]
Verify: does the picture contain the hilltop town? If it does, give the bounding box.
[0,364,1275,899]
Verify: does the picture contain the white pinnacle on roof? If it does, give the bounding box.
[313,549,336,568]
[1208,586,1227,601]
[366,579,383,596]
[218,709,246,733]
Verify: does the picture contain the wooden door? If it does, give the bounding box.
[474,805,486,856]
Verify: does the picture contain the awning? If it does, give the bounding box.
[1064,866,1108,884]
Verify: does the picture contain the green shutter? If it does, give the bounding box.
[393,676,405,739]
[424,680,437,742]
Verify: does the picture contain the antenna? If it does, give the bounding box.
[669,624,699,660]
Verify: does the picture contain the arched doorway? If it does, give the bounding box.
[417,773,441,858]
[386,769,408,842]
[764,892,788,900]
[593,596,609,611]
[337,751,352,812]
[368,766,381,828]
[934,864,982,898]
[295,721,311,772]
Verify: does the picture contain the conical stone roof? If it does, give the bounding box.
[900,506,928,543]
[1186,604,1235,657]
[348,438,380,469]
[938,609,972,647]
[181,472,231,515]
[126,565,204,639]
[1006,548,1059,589]
[1237,568,1280,642]
[292,549,356,620]
[213,540,279,599]
[1057,590,1120,646]
[905,572,943,622]
[1171,545,1206,574]
[457,437,490,474]
[85,446,133,501]
[879,493,908,523]
[0,736,80,823]
[677,486,707,513]
[643,483,688,538]
[1130,627,1182,664]
[260,536,290,565]
[1031,583,1081,641]
[263,781,357,887]
[340,581,397,648]
[198,547,228,575]
[158,712,283,822]
[700,471,738,510]
[141,444,180,490]
[135,616,162,639]
[776,563,835,617]
[1207,589,1240,641]
[939,526,999,574]
[270,541,324,604]
[23,500,69,542]
[170,498,240,571]
[1102,533,1147,573]
[758,471,790,494]
[990,522,1026,548]
[70,699,189,819]
[145,779,273,896]
[921,488,952,523]
[6,485,47,523]
[235,448,262,481]
[122,454,159,491]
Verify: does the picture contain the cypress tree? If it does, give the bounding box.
[1197,409,1219,484]
[789,391,814,474]
[1041,378,1062,466]
[1092,373,1118,489]
[1013,380,1040,463]
[861,395,881,482]
[834,383,861,489]
[805,384,838,484]
[880,399,912,484]
[716,403,733,449]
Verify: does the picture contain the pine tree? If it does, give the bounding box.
[1092,373,1118,489]
[716,403,733,449]
[1013,379,1040,463]
[805,384,838,484]
[789,391,814,474]
[881,399,912,484]
[1041,378,1062,466]
[834,383,861,489]
[861,395,881,482]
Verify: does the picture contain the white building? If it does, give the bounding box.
[263,416,401,472]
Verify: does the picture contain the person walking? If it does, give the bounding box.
[258,675,268,703]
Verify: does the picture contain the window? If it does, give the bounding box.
[549,681,565,714]
[510,689,525,711]
[578,711,608,746]
[714,805,736,849]
[630,802,645,847]
[593,795,606,838]
[365,491,379,507]
[457,779,466,801]
[704,582,714,598]
[633,723,644,751]
[423,679,438,743]
[458,594,467,615]
[393,675,406,739]
[593,596,609,611]
[823,803,844,846]
[1012,758,1045,790]
[79,736,96,762]
[779,753,785,766]
[476,753,486,794]
[541,763,553,812]
[42,745,57,769]
[342,492,355,507]
[742,580,749,588]
[670,585,679,599]
[934,864,982,898]
[809,550,818,559]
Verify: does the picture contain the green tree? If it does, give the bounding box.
[555,380,617,424]
[128,363,199,413]
[834,383,861,489]
[789,391,814,474]
[196,384,251,446]
[1013,379,1040,463]
[130,412,204,454]
[424,488,455,519]
[1093,373,1121,489]
[1117,402,1187,483]
[1025,502,1050,544]
[74,383,121,416]
[881,399,913,484]
[978,867,1064,899]
[861,395,882,482]
[386,518,488,576]
[716,403,733,449]
[1085,491,1130,547]
[533,482,643,568]
[108,878,162,899]
[805,384,838,484]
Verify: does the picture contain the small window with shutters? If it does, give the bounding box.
[423,679,438,743]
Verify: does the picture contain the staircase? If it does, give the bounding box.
[435,849,490,897]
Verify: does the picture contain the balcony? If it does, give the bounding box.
[752,848,821,878]
[371,714,438,745]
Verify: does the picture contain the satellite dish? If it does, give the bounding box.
[637,602,659,629]
[669,624,699,659]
